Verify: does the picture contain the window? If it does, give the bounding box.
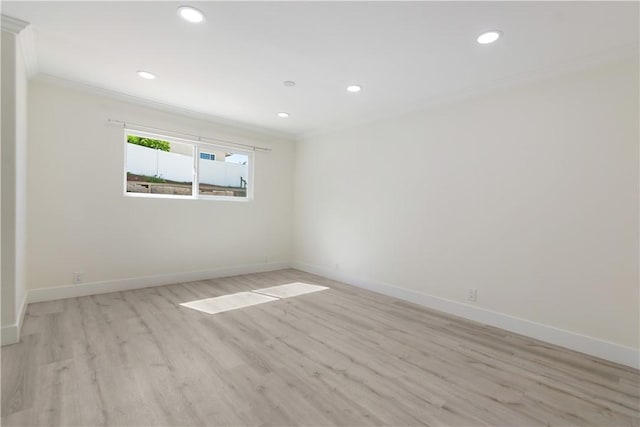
[124,130,253,200]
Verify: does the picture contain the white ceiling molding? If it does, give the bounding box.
[1,14,38,78]
[299,42,640,141]
[1,14,29,34]
[32,74,296,142]
[17,26,39,79]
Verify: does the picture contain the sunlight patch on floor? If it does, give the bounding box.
[180,291,278,314]
[253,282,329,298]
[180,283,329,314]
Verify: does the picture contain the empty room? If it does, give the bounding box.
[1,1,638,426]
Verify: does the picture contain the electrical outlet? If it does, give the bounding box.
[73,272,83,284]
[263,256,269,263]
[467,288,477,302]
[335,263,340,270]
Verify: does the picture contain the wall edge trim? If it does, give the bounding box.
[1,14,29,34]
[1,294,27,346]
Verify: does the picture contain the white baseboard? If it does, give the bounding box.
[0,325,19,346]
[1,294,28,346]
[292,261,640,370]
[28,261,291,304]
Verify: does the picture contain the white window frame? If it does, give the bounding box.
[123,129,254,202]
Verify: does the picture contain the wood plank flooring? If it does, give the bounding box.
[2,269,639,426]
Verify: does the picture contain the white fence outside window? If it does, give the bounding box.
[127,143,248,188]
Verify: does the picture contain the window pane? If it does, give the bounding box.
[126,135,193,196]
[198,150,248,197]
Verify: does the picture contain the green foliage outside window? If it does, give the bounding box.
[127,135,171,152]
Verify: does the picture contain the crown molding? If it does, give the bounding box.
[32,73,296,142]
[1,14,29,34]
[0,14,37,77]
[298,44,639,141]
[18,26,39,78]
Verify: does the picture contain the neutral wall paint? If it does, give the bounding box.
[27,79,294,291]
[1,26,29,345]
[293,58,639,351]
[1,30,18,329]
[15,29,28,326]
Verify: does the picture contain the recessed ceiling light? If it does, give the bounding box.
[277,112,290,118]
[178,6,206,23]
[346,85,362,93]
[283,81,296,87]
[477,31,502,44]
[137,70,156,80]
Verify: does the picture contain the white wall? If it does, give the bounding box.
[1,26,29,345]
[294,58,639,352]
[27,79,294,290]
[15,29,28,327]
[1,30,18,330]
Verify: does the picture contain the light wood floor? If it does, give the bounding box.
[2,269,639,426]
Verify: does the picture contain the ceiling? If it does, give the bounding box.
[3,1,639,138]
